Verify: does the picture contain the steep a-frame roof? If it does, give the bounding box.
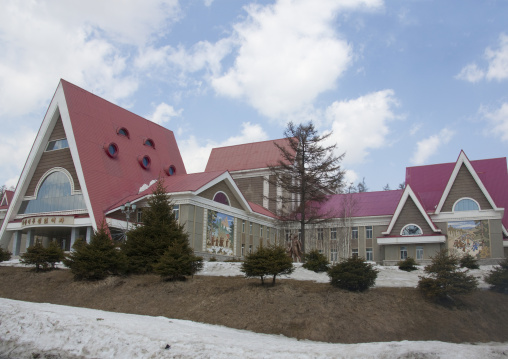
[2,80,186,233]
[406,151,508,231]
[205,138,296,172]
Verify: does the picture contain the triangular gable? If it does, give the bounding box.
[0,191,11,207]
[435,151,498,214]
[382,185,441,235]
[193,172,252,212]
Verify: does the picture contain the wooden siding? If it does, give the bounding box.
[26,148,80,196]
[49,117,66,141]
[442,164,493,211]
[198,181,243,210]
[391,197,434,235]
[234,176,264,207]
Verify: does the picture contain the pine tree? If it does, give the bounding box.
[64,222,127,280]
[327,256,378,291]
[123,178,191,274]
[153,242,203,281]
[20,240,49,272]
[46,240,65,269]
[303,249,329,273]
[241,245,294,285]
[484,258,508,294]
[417,249,478,303]
[0,247,12,262]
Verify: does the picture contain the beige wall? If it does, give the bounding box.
[442,164,492,211]
[391,197,434,235]
[198,181,243,210]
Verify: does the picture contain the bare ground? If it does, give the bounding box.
[0,266,507,344]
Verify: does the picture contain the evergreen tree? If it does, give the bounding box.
[241,245,294,285]
[356,177,368,193]
[459,253,480,269]
[0,247,12,262]
[20,240,49,272]
[382,183,391,191]
[123,178,190,274]
[417,249,478,303]
[398,257,418,272]
[64,222,127,280]
[303,249,329,273]
[153,242,203,281]
[327,256,378,291]
[484,258,508,294]
[46,240,65,269]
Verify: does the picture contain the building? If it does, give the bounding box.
[0,79,507,264]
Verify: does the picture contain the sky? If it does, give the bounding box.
[0,0,507,192]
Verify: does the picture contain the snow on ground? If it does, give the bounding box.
[1,298,507,359]
[1,260,504,358]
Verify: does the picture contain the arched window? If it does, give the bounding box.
[18,171,86,214]
[401,224,422,236]
[453,198,480,212]
[213,191,230,206]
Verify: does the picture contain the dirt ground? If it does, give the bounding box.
[0,266,507,344]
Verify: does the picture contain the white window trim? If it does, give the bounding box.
[213,191,231,206]
[452,197,481,212]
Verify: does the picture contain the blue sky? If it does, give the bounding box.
[1,0,507,192]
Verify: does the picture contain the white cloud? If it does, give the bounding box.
[343,169,359,186]
[455,64,485,83]
[324,90,399,164]
[0,129,37,188]
[0,0,180,117]
[456,33,508,83]
[481,102,508,141]
[179,122,268,173]
[411,128,454,165]
[211,0,382,120]
[148,103,182,125]
[409,123,422,136]
[204,0,214,7]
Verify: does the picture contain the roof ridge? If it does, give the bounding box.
[210,137,291,151]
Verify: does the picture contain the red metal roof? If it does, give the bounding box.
[205,138,296,172]
[248,201,277,218]
[314,190,403,218]
[406,156,508,229]
[0,190,14,210]
[61,80,187,228]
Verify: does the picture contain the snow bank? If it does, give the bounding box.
[1,298,507,359]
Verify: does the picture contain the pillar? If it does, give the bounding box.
[13,231,22,256]
[26,229,34,248]
[70,227,78,250]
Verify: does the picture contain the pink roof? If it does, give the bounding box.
[406,156,508,230]
[0,190,14,210]
[205,138,296,172]
[106,171,226,211]
[61,80,187,228]
[315,190,403,218]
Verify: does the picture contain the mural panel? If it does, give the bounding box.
[447,220,490,258]
[206,210,234,256]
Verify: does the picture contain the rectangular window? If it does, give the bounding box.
[137,209,143,223]
[298,229,302,241]
[173,204,179,220]
[46,138,69,152]
[249,223,253,235]
[260,225,263,237]
[241,244,245,256]
[242,221,245,233]
[352,248,359,258]
[249,245,252,254]
[285,229,290,242]
[366,248,373,261]
[330,250,338,262]
[330,227,337,240]
[317,228,324,241]
[365,226,373,239]
[416,246,424,260]
[400,246,408,260]
[351,227,358,239]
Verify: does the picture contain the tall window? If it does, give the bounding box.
[366,248,373,261]
[330,227,337,240]
[400,246,408,260]
[173,204,179,220]
[352,248,359,258]
[351,227,359,239]
[330,249,338,262]
[260,225,263,237]
[242,221,245,233]
[317,228,324,241]
[365,226,373,239]
[241,244,245,256]
[137,209,143,223]
[249,223,253,235]
[416,246,424,260]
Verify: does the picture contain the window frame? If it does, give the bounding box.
[366,248,373,261]
[400,224,423,236]
[45,138,69,152]
[351,227,359,239]
[400,246,408,260]
[365,226,373,239]
[453,197,480,212]
[416,246,424,260]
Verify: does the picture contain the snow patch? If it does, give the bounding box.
[138,179,158,193]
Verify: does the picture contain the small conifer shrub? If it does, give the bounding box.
[208,256,217,262]
[0,247,12,262]
[327,256,378,292]
[417,249,478,303]
[153,242,203,281]
[398,257,418,272]
[459,253,480,270]
[241,245,294,285]
[64,222,127,281]
[484,258,508,294]
[303,249,329,273]
[46,240,65,269]
[20,240,50,272]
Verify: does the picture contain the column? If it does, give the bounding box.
[70,227,78,250]
[26,229,34,248]
[13,231,22,256]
